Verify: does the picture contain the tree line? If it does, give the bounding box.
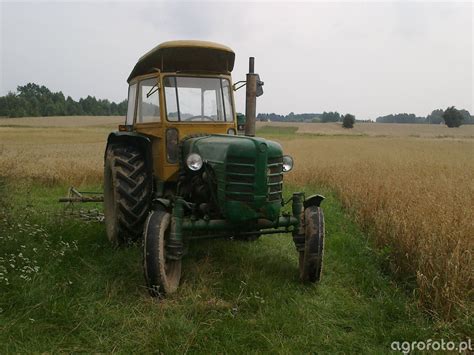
[258,111,344,123]
[2,83,472,127]
[258,107,474,127]
[375,109,473,125]
[0,83,127,118]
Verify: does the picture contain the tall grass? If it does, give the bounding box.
[282,136,473,322]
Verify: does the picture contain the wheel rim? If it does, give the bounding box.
[162,223,181,292]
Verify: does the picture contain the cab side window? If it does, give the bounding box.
[137,78,160,123]
[126,83,137,125]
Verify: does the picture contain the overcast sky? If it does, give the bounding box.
[1,0,472,120]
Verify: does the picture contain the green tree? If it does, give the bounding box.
[321,111,341,123]
[342,113,355,128]
[426,109,444,124]
[442,106,464,128]
[0,82,127,118]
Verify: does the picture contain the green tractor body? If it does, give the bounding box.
[180,134,283,223]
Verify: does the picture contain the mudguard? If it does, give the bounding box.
[105,131,155,191]
[304,194,325,209]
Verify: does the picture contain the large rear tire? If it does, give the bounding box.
[299,206,325,283]
[103,145,151,246]
[143,210,182,297]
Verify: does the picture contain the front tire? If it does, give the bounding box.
[103,145,151,246]
[143,210,182,297]
[299,206,325,283]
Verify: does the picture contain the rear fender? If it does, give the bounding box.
[105,131,155,190]
[304,194,325,209]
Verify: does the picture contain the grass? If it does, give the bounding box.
[0,116,472,350]
[256,126,299,136]
[0,182,455,353]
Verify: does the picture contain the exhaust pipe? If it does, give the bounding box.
[245,57,257,137]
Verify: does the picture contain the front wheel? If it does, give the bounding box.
[143,210,181,297]
[299,206,325,283]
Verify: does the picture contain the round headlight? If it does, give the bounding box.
[186,153,203,171]
[227,128,237,135]
[282,155,294,172]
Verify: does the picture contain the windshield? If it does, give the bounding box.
[164,76,234,122]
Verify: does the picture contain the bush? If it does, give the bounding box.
[342,114,355,128]
[442,106,464,128]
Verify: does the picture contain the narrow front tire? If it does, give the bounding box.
[143,210,181,297]
[299,206,325,283]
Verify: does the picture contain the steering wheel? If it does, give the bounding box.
[184,115,215,122]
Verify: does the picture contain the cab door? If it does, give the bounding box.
[133,74,164,179]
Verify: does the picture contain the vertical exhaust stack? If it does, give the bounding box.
[245,57,257,137]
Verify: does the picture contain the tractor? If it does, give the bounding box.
[103,40,325,297]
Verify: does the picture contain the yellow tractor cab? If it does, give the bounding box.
[120,40,238,182]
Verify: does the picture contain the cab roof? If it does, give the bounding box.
[127,40,235,82]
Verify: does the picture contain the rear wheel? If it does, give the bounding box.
[143,210,181,297]
[299,206,325,283]
[103,145,151,246]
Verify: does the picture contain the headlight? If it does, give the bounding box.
[186,153,203,171]
[227,128,236,135]
[282,155,293,172]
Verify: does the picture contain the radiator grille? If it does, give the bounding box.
[267,156,283,201]
[226,156,256,202]
[225,155,283,203]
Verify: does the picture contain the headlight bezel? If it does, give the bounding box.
[282,155,294,172]
[186,153,203,171]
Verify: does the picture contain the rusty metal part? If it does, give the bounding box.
[59,187,104,223]
[245,57,257,137]
[58,187,104,203]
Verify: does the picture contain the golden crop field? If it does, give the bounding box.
[257,121,474,138]
[283,135,473,320]
[0,117,472,321]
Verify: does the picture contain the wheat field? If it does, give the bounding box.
[283,135,473,320]
[257,121,474,138]
[0,117,472,321]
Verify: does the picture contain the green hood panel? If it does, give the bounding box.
[182,134,284,224]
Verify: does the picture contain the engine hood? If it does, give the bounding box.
[181,134,283,165]
[181,134,284,223]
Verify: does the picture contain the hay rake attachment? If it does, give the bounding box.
[59,186,104,223]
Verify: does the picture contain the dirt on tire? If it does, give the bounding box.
[143,210,181,297]
[300,206,325,283]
